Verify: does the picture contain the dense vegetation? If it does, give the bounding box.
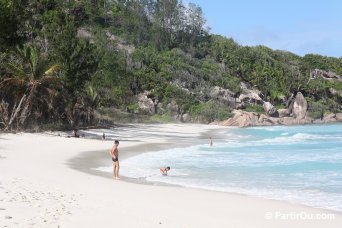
[0,0,341,130]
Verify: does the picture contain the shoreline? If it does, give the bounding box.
[1,116,342,134]
[69,125,342,214]
[1,124,342,227]
[68,124,226,184]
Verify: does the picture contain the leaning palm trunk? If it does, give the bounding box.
[18,84,37,126]
[0,100,10,129]
[8,93,27,129]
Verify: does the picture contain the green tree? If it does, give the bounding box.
[0,44,61,129]
[0,0,30,50]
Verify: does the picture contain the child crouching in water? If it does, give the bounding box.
[160,167,170,176]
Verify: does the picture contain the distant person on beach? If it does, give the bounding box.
[209,136,213,146]
[160,167,170,176]
[71,129,79,138]
[110,140,120,180]
[102,133,106,141]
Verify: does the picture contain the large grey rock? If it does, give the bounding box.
[221,110,260,127]
[182,113,191,122]
[137,91,154,115]
[323,113,337,123]
[263,102,278,117]
[219,109,314,127]
[335,113,342,122]
[322,113,342,123]
[310,69,342,82]
[240,82,252,90]
[209,86,236,105]
[238,89,263,104]
[258,114,277,126]
[166,100,179,115]
[292,92,308,119]
[278,109,290,118]
[312,113,342,124]
[157,103,165,115]
[336,113,342,121]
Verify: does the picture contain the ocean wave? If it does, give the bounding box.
[220,133,342,149]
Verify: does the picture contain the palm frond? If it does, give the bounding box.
[0,78,26,90]
[29,46,39,76]
[7,63,26,79]
[17,44,39,80]
[44,64,62,76]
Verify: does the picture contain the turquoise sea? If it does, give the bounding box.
[100,124,342,211]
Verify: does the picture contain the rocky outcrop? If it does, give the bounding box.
[310,69,342,82]
[217,89,342,127]
[278,109,290,118]
[238,89,263,105]
[220,110,314,127]
[221,110,261,127]
[137,91,154,115]
[263,102,278,117]
[336,113,342,121]
[209,86,236,105]
[313,113,342,124]
[220,89,342,127]
[182,113,191,122]
[235,83,263,110]
[166,100,179,115]
[220,109,342,127]
[290,92,308,119]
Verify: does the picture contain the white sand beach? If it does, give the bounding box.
[0,124,341,228]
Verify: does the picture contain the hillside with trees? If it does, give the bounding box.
[1,0,341,131]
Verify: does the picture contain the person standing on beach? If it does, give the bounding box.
[209,136,213,146]
[110,140,120,180]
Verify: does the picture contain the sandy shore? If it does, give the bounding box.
[0,124,341,228]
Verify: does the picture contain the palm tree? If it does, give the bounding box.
[65,85,100,127]
[0,44,61,130]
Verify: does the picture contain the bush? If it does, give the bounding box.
[245,104,265,114]
[127,103,140,114]
[40,122,68,131]
[275,104,286,109]
[306,98,325,119]
[217,108,234,120]
[190,101,232,122]
[308,111,323,120]
[219,75,241,93]
[149,113,175,123]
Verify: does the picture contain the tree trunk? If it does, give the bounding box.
[8,94,27,129]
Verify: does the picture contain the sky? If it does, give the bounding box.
[187,0,342,57]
